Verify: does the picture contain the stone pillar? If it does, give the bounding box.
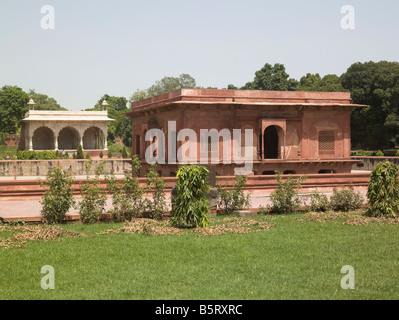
[54,134,58,150]
[28,135,33,151]
[104,127,108,151]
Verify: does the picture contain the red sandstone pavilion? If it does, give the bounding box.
[126,89,366,177]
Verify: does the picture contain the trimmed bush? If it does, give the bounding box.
[171,165,210,228]
[329,186,363,212]
[366,161,399,217]
[376,150,384,157]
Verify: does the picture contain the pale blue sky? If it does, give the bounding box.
[0,0,398,110]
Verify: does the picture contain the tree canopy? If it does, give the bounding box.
[28,90,67,111]
[0,85,29,134]
[86,94,132,147]
[130,74,197,102]
[341,61,399,149]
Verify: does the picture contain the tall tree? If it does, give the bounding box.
[340,61,399,149]
[87,94,132,146]
[241,63,298,91]
[0,85,29,134]
[130,74,197,102]
[297,73,344,92]
[28,89,67,111]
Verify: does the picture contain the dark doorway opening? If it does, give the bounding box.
[264,126,279,159]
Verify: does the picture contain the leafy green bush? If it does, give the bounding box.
[122,146,129,159]
[354,150,374,156]
[39,166,75,224]
[307,190,330,212]
[171,165,210,228]
[76,144,84,159]
[99,151,103,159]
[329,186,363,212]
[78,161,106,224]
[396,150,399,157]
[366,161,399,217]
[217,175,251,214]
[143,164,167,220]
[269,171,307,214]
[107,151,112,158]
[106,156,145,221]
[376,150,384,157]
[17,150,37,160]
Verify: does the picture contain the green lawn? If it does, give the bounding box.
[0,212,398,300]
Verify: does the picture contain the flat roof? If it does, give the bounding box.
[21,110,114,122]
[128,88,367,114]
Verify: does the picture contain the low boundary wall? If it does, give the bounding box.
[0,173,371,199]
[352,156,399,171]
[0,159,131,178]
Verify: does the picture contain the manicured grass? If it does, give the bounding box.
[0,212,398,300]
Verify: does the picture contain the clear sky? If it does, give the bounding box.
[1,0,398,110]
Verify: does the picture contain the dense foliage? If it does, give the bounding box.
[39,166,75,224]
[269,171,307,214]
[366,161,399,217]
[171,165,210,228]
[217,175,251,214]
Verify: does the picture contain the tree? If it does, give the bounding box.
[241,63,298,91]
[340,61,399,149]
[86,94,132,147]
[28,90,67,111]
[297,73,345,92]
[129,74,197,102]
[0,85,29,134]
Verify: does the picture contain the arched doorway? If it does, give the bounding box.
[58,127,80,150]
[32,127,55,150]
[83,127,103,150]
[264,126,279,159]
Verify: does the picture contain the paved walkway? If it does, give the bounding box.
[0,188,368,222]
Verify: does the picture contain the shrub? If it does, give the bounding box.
[396,150,399,157]
[107,151,112,159]
[217,175,251,214]
[366,161,399,217]
[122,146,128,159]
[307,190,330,212]
[143,164,167,220]
[171,165,210,228]
[85,152,91,160]
[329,186,363,212]
[376,150,384,157]
[106,157,145,221]
[269,171,307,214]
[17,150,37,160]
[40,166,75,224]
[76,144,84,159]
[99,151,103,159]
[78,161,107,224]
